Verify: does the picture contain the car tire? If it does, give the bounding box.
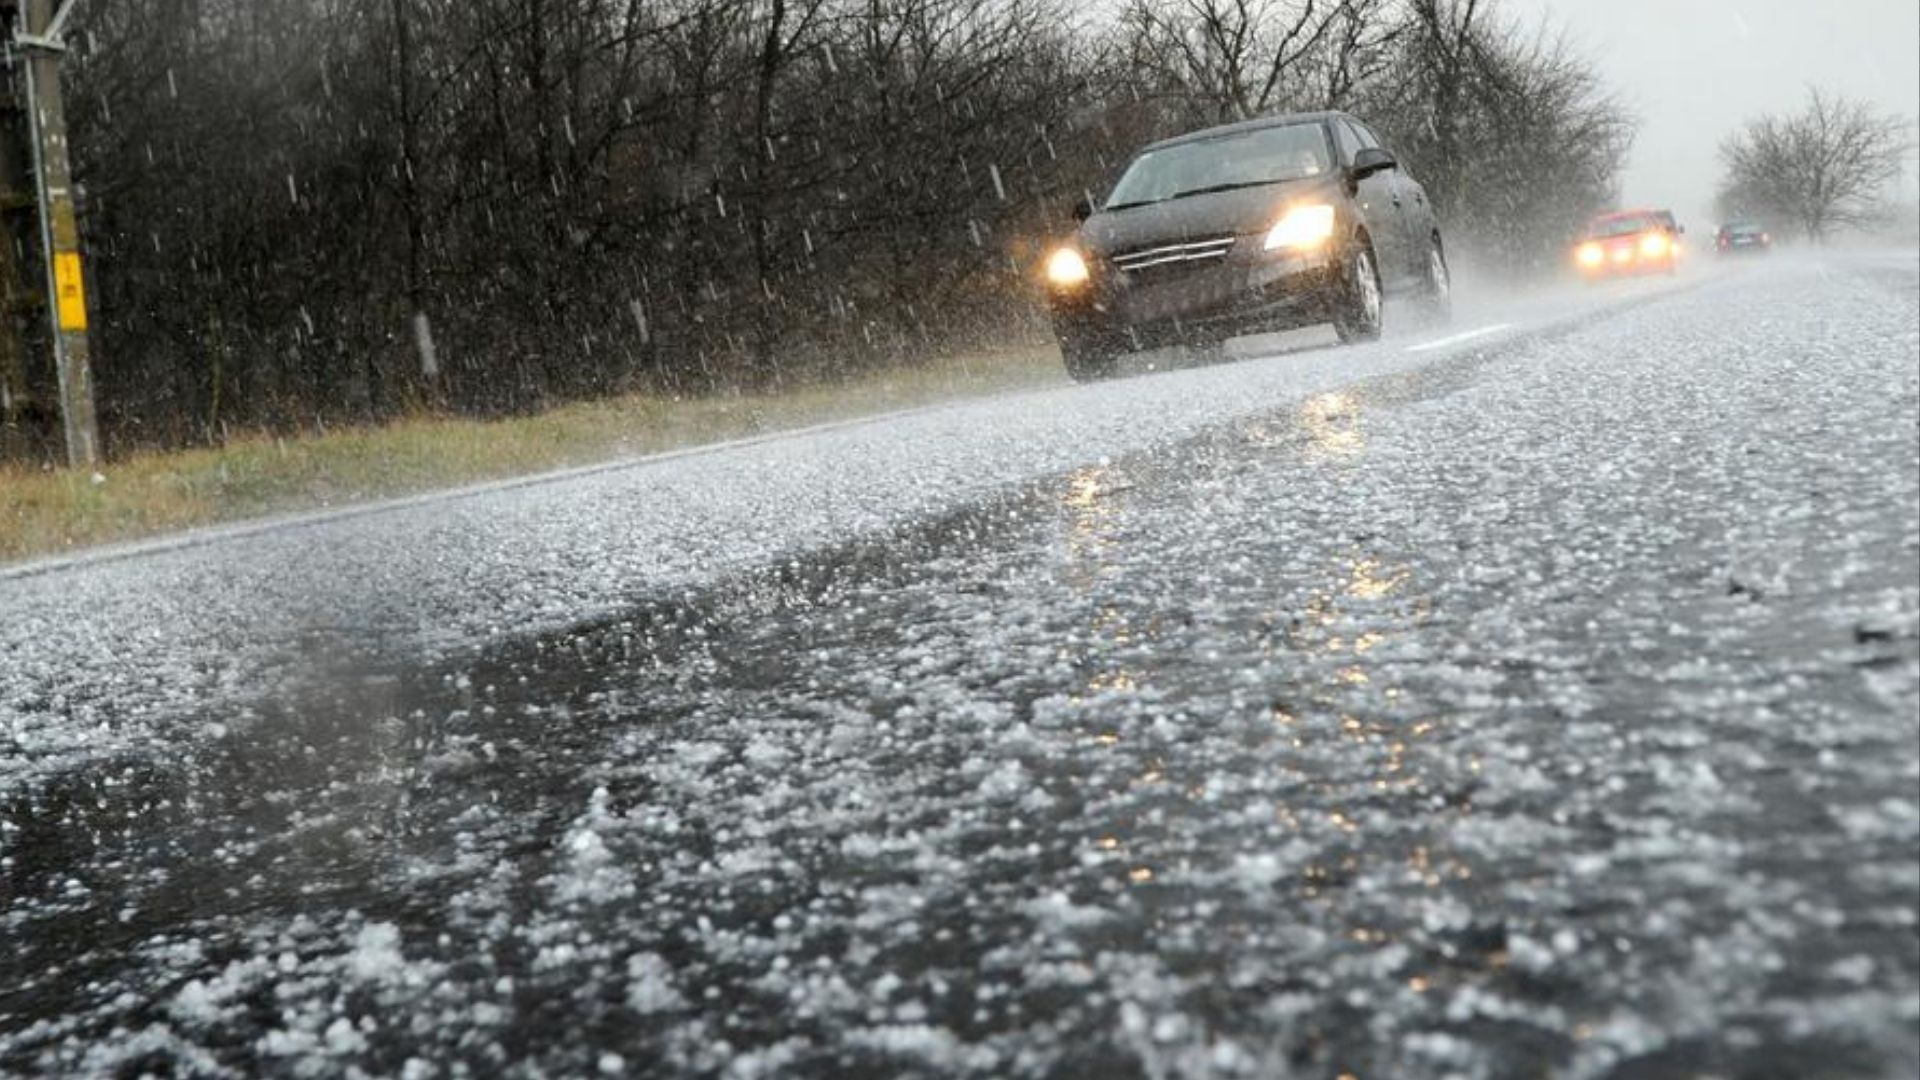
[1061,332,1118,382]
[1414,237,1453,326]
[1332,242,1383,344]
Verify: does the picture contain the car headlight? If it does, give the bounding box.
[1263,204,1337,252]
[1640,232,1669,257]
[1046,247,1090,288]
[1577,242,1604,267]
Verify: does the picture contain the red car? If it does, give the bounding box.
[1574,209,1680,279]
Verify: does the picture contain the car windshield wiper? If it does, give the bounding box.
[1103,177,1294,213]
[1166,178,1292,200]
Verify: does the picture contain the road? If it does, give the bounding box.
[3,254,1917,1078]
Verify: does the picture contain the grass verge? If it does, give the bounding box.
[1,344,1063,566]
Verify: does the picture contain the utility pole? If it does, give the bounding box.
[11,0,95,468]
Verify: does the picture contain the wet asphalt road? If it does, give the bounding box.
[2,256,1918,1078]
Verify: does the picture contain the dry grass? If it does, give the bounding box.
[0,344,1062,565]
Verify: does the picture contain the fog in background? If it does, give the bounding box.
[1509,0,1920,230]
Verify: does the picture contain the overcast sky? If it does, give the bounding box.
[1504,0,1920,228]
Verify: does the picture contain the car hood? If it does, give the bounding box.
[1081,176,1341,256]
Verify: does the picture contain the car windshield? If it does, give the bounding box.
[1588,214,1659,238]
[1105,122,1332,209]
[1726,222,1764,235]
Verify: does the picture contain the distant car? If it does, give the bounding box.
[1574,209,1679,279]
[1714,221,1772,255]
[1039,111,1451,381]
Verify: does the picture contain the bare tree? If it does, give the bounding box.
[742,0,829,379]
[1718,88,1912,243]
[1119,0,1345,124]
[1308,0,1401,109]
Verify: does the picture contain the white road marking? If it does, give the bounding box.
[1406,322,1514,353]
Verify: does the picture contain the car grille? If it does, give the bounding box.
[1110,235,1237,275]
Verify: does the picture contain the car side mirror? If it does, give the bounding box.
[1675,224,1686,235]
[1072,196,1094,222]
[1350,147,1396,178]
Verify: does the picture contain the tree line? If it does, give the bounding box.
[0,0,1633,462]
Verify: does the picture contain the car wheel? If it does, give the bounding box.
[1415,237,1453,326]
[1061,332,1118,382]
[1333,243,1383,344]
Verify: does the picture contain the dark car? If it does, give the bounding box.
[1040,111,1450,381]
[1714,221,1772,255]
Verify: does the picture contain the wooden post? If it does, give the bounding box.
[19,0,97,467]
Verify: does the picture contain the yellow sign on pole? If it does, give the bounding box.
[53,251,86,330]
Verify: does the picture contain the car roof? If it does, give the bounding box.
[1593,208,1663,222]
[1141,111,1350,153]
